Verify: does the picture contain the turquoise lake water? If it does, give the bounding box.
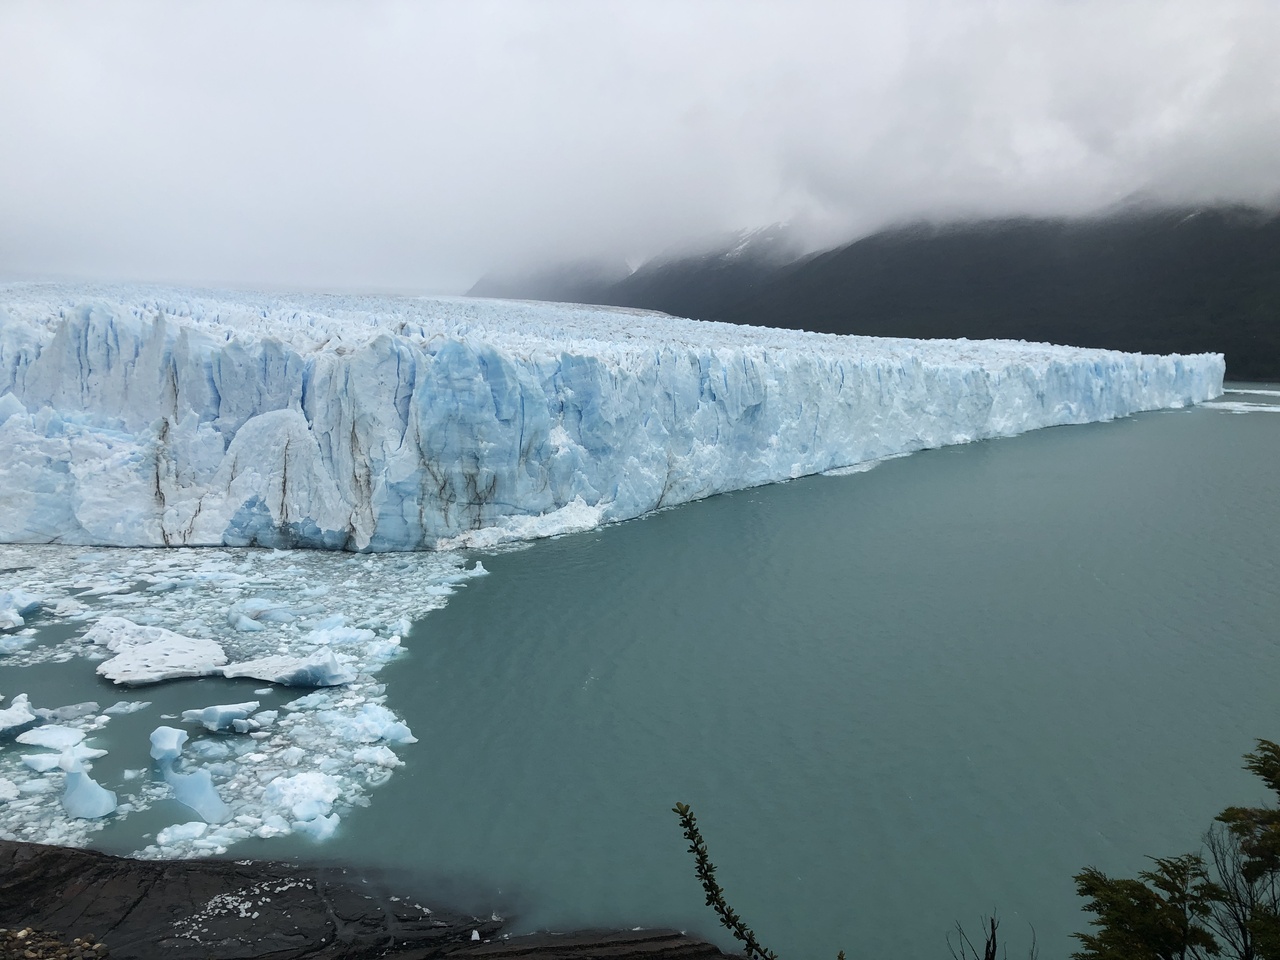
[6,389,1280,958]
[308,390,1280,958]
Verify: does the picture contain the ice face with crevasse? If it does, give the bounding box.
[0,283,1223,551]
[0,283,1225,859]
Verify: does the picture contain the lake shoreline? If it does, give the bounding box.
[0,840,727,960]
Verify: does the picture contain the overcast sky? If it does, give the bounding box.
[2,1,1278,294]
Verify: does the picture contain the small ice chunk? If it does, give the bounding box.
[0,634,34,654]
[166,767,231,823]
[228,598,296,625]
[19,779,53,795]
[157,821,209,844]
[62,765,118,819]
[256,815,293,838]
[181,701,260,733]
[104,700,152,715]
[279,746,306,766]
[188,739,232,760]
[263,770,340,822]
[0,693,36,734]
[16,725,86,750]
[222,650,356,686]
[0,588,40,631]
[353,745,404,768]
[291,812,340,841]
[35,701,100,722]
[319,703,417,744]
[58,743,108,765]
[0,778,18,802]
[4,589,41,614]
[21,753,62,772]
[150,725,189,762]
[307,625,375,647]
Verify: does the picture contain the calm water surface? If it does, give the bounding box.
[297,393,1280,959]
[10,393,1280,959]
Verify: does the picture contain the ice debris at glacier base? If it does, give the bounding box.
[0,543,484,855]
[0,283,1223,552]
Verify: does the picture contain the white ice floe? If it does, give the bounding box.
[181,702,261,733]
[88,617,229,684]
[222,651,356,686]
[0,694,36,735]
[61,762,117,819]
[149,725,188,763]
[165,766,231,824]
[103,700,152,715]
[16,725,86,750]
[0,284,1223,551]
[1205,401,1280,413]
[0,589,40,631]
[0,544,479,855]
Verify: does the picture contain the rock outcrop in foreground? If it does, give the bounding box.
[0,841,724,960]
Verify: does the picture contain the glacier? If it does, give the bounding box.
[0,283,1223,552]
[0,280,1228,860]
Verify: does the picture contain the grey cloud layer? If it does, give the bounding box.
[2,1,1277,292]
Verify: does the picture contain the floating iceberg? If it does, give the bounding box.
[0,589,40,631]
[165,766,231,824]
[0,544,466,856]
[61,763,117,819]
[180,701,260,733]
[0,284,1223,552]
[222,650,356,686]
[88,617,229,684]
[16,725,85,751]
[149,725,189,763]
[0,694,36,735]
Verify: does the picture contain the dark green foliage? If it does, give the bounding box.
[672,802,781,960]
[1072,855,1221,960]
[1074,739,1280,960]
[1219,742,1280,885]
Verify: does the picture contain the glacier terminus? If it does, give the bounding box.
[0,284,1225,551]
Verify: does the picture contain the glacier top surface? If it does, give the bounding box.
[0,281,1208,366]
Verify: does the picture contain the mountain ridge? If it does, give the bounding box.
[468,206,1280,379]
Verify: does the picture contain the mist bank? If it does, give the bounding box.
[470,206,1280,380]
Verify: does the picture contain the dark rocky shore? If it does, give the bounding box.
[0,841,726,960]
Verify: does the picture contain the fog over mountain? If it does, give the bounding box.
[2,2,1279,294]
[469,206,1280,380]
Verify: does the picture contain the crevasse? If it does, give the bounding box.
[0,283,1224,551]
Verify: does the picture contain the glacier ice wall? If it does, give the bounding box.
[0,283,1224,551]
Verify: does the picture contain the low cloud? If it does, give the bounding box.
[2,1,1277,292]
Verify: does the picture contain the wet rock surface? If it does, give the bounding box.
[0,927,109,960]
[0,842,724,960]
